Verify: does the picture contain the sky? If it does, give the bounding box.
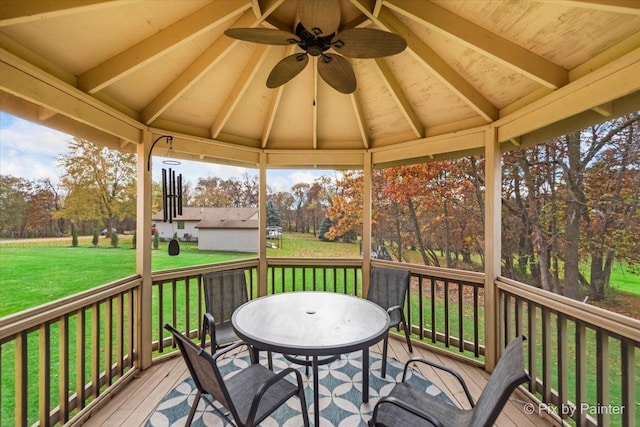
[0,112,330,193]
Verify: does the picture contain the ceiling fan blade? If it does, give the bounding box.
[267,53,310,88]
[224,28,298,45]
[317,53,356,94]
[298,0,340,37]
[332,28,407,58]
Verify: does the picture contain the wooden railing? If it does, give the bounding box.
[0,276,140,427]
[2,259,637,427]
[498,277,640,427]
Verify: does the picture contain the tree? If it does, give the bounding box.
[92,229,99,247]
[71,227,78,247]
[266,199,281,226]
[110,231,119,248]
[57,138,136,237]
[0,175,29,237]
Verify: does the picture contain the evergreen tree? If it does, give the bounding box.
[267,199,281,226]
[110,231,119,248]
[92,229,99,247]
[132,231,137,249]
[318,217,336,241]
[153,232,159,250]
[71,227,78,247]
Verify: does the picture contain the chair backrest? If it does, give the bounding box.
[164,324,236,416]
[203,269,248,325]
[367,267,411,314]
[469,335,530,427]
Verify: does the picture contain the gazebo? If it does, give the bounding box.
[1,1,639,426]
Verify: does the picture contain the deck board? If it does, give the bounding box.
[81,335,556,426]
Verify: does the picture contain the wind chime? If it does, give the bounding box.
[148,135,183,255]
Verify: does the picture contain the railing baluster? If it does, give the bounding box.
[444,279,450,347]
[621,340,635,427]
[91,302,100,399]
[457,282,463,352]
[596,329,609,426]
[418,275,424,341]
[185,277,190,337]
[557,315,567,422]
[430,277,436,344]
[116,294,124,377]
[541,306,551,402]
[575,320,587,426]
[76,308,86,410]
[527,302,537,394]
[104,297,113,387]
[59,315,69,423]
[39,323,50,427]
[157,283,164,353]
[473,284,479,357]
[15,331,28,427]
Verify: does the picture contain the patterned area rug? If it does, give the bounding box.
[145,350,452,426]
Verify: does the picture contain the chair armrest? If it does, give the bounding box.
[246,367,305,425]
[200,312,216,349]
[386,305,402,314]
[369,395,445,427]
[211,341,245,361]
[403,357,475,407]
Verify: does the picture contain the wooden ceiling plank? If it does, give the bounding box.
[0,0,118,27]
[261,45,296,148]
[373,57,423,139]
[545,0,640,14]
[210,45,271,138]
[313,57,318,150]
[78,1,249,93]
[140,10,259,125]
[375,7,499,122]
[385,0,568,89]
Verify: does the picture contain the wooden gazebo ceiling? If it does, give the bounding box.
[1,0,639,170]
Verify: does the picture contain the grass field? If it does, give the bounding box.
[0,233,361,316]
[1,233,638,426]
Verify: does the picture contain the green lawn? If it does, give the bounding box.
[0,233,361,316]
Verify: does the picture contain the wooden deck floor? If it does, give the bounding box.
[82,335,557,426]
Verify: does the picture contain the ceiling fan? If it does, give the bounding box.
[224,0,407,94]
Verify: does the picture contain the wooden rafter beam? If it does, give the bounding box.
[376,7,498,121]
[373,58,423,139]
[78,1,248,93]
[349,90,370,148]
[141,0,286,125]
[384,0,568,89]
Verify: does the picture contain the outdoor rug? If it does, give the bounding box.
[145,350,452,426]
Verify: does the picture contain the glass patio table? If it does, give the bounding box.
[232,291,390,426]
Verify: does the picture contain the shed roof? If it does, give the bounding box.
[153,207,258,229]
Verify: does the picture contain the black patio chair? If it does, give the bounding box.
[200,269,248,351]
[367,267,413,377]
[165,324,310,427]
[201,268,272,368]
[369,335,530,427]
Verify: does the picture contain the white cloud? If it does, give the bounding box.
[0,113,336,190]
[0,113,69,181]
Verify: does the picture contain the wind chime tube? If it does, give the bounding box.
[171,171,178,218]
[177,174,183,215]
[167,168,175,224]
[162,168,168,222]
